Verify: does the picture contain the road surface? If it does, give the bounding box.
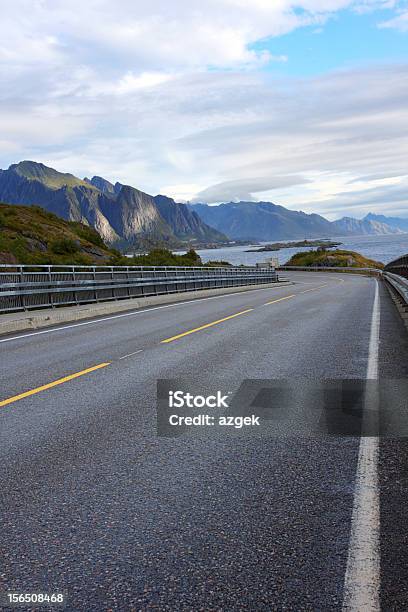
[0,272,407,611]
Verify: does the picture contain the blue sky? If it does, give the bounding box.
[0,1,407,219]
[252,7,408,76]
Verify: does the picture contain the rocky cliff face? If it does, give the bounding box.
[0,161,227,247]
[84,175,116,194]
[154,194,223,241]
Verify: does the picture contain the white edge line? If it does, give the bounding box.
[342,278,380,612]
[367,279,380,380]
[0,284,293,344]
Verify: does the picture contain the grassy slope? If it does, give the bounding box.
[0,202,116,265]
[285,249,384,269]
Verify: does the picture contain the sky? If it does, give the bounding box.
[1,0,408,220]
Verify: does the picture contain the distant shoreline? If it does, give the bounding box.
[245,239,341,252]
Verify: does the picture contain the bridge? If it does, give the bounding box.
[0,258,407,610]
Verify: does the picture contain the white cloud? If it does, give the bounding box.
[0,1,399,73]
[379,10,408,29]
[354,0,398,14]
[115,71,173,94]
[193,176,311,203]
[300,178,408,219]
[0,1,407,216]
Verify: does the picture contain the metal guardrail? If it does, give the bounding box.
[280,259,408,309]
[384,255,408,280]
[0,264,278,313]
[383,272,408,305]
[277,265,381,274]
[383,255,408,308]
[382,270,408,330]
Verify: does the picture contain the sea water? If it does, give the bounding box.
[193,234,408,267]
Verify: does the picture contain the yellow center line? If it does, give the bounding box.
[161,308,254,344]
[299,284,328,293]
[264,294,296,306]
[0,362,111,408]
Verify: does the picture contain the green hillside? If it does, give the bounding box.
[0,202,116,265]
[285,249,383,269]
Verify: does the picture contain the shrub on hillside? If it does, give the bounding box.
[50,238,80,255]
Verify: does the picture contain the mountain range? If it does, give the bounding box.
[0,161,405,248]
[0,161,227,248]
[189,202,405,241]
[364,212,408,233]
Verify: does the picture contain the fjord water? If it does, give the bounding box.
[195,233,408,266]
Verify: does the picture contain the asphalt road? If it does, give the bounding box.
[0,271,407,611]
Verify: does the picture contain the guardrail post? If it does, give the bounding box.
[126,267,130,298]
[20,265,26,311]
[72,266,78,305]
[111,267,116,300]
[48,265,54,308]
[93,267,98,302]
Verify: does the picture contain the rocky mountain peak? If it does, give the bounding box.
[0,161,227,248]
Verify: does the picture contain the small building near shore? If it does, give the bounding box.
[256,256,279,268]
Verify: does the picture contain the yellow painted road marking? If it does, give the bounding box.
[300,284,328,293]
[161,309,254,343]
[264,294,295,306]
[0,362,111,408]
